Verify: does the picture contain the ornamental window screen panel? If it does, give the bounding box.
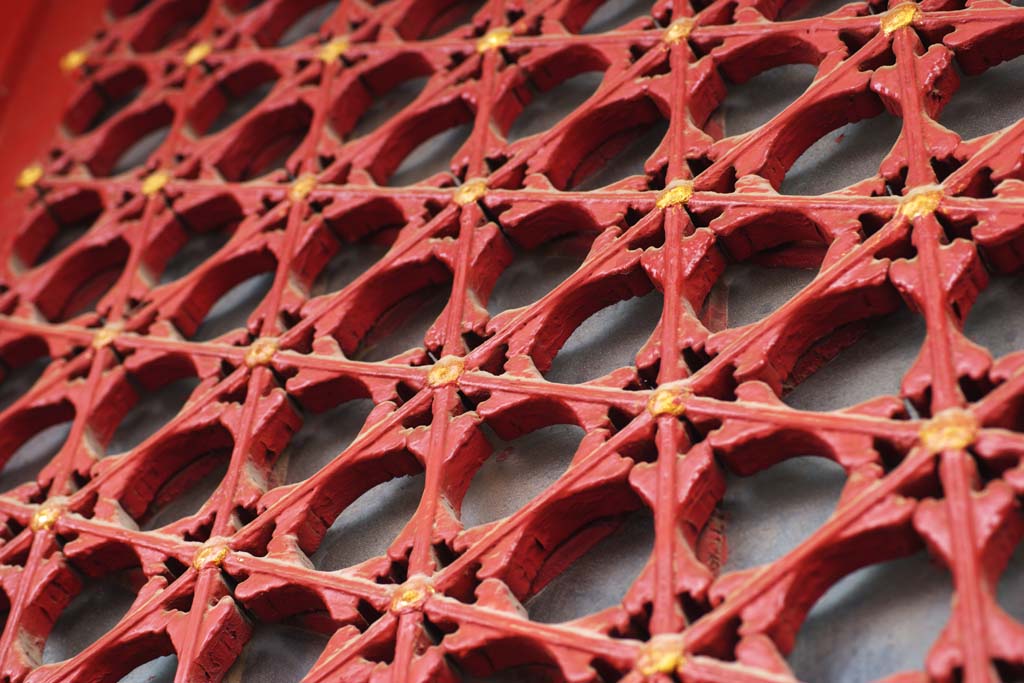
[1,0,1024,682]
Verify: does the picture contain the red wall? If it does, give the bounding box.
[0,0,107,199]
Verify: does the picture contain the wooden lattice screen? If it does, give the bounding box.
[1,0,1023,681]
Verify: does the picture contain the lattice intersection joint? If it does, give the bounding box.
[919,408,978,453]
[428,356,465,388]
[15,163,43,191]
[648,382,691,416]
[59,48,87,73]
[453,179,488,206]
[289,175,318,202]
[318,37,350,63]
[29,501,65,532]
[92,323,123,350]
[184,41,213,67]
[899,185,944,220]
[882,3,922,35]
[192,543,231,571]
[636,634,686,677]
[656,180,694,210]
[476,27,513,53]
[664,18,696,45]
[141,170,172,196]
[390,575,435,613]
[245,338,279,367]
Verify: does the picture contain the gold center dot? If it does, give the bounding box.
[476,27,512,53]
[899,186,943,220]
[184,41,212,67]
[390,576,434,612]
[881,3,921,35]
[92,324,122,350]
[142,170,171,197]
[246,338,278,367]
[637,635,685,676]
[60,49,88,73]
[16,163,44,190]
[319,37,350,63]
[193,543,230,570]
[656,181,694,210]
[919,408,977,453]
[428,356,465,388]
[453,179,487,206]
[289,174,318,202]
[663,18,695,45]
[30,502,64,532]
[648,384,690,417]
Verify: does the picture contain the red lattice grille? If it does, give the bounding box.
[2,0,1024,681]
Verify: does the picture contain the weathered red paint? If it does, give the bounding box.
[0,0,1021,682]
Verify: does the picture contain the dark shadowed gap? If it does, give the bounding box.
[785,307,926,410]
[44,577,137,664]
[964,274,1024,361]
[941,55,1024,141]
[780,113,901,196]
[277,1,338,45]
[107,376,201,454]
[356,285,449,362]
[160,230,231,284]
[998,535,1024,623]
[193,271,275,340]
[312,473,425,571]
[283,398,375,484]
[142,460,228,530]
[721,64,817,138]
[789,552,952,681]
[34,219,95,267]
[720,263,817,327]
[109,0,154,17]
[349,77,430,140]
[486,236,590,315]
[112,125,170,175]
[206,80,276,136]
[526,508,653,623]
[581,0,650,33]
[0,421,72,493]
[388,122,474,187]
[575,118,668,190]
[546,289,663,384]
[68,68,147,135]
[720,456,846,573]
[461,423,584,528]
[507,72,604,142]
[0,356,50,413]
[226,623,328,682]
[311,241,390,296]
[118,656,177,683]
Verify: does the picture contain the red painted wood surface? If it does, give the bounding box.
[0,0,109,193]
[0,0,1021,682]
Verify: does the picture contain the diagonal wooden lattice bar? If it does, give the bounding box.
[1,0,1024,681]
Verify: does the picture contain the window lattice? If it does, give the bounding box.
[3,0,1024,681]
